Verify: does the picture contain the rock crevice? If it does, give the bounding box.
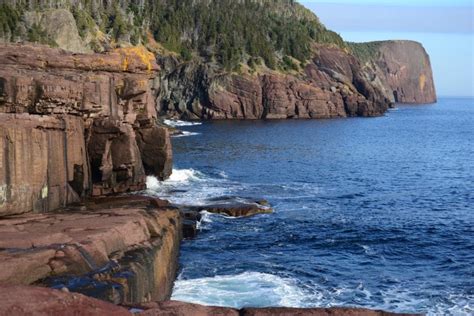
[0,44,172,216]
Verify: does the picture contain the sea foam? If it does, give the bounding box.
[172,131,201,138]
[146,168,234,205]
[171,272,309,308]
[164,119,202,127]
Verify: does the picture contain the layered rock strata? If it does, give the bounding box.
[157,45,392,120]
[0,44,172,216]
[353,40,436,104]
[0,196,182,304]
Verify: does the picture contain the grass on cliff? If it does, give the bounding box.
[348,41,385,63]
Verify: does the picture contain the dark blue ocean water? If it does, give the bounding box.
[147,98,474,315]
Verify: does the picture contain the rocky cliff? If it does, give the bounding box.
[0,43,179,305]
[351,40,437,104]
[157,44,391,120]
[0,0,436,122]
[0,43,172,216]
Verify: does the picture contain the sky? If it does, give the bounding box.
[300,0,474,97]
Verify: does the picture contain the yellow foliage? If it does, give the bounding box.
[115,46,156,73]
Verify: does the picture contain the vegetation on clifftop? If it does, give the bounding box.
[0,0,346,72]
[348,41,385,63]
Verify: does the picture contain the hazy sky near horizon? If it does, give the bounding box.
[300,1,474,97]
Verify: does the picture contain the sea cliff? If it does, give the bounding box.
[0,43,178,304]
[0,0,436,314]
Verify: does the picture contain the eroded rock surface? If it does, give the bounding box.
[0,44,172,216]
[0,195,182,304]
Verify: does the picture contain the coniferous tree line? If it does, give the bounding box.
[0,0,346,71]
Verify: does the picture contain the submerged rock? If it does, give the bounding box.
[181,197,273,219]
[199,202,273,218]
[200,197,272,218]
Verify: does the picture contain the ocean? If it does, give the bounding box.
[147,97,474,315]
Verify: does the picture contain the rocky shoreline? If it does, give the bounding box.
[0,286,417,316]
[0,42,431,315]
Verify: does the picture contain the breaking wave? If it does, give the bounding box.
[172,131,201,138]
[146,168,239,205]
[164,119,203,127]
[171,272,310,308]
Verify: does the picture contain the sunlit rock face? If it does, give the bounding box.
[0,44,172,216]
[352,40,437,104]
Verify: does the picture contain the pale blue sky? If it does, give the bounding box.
[300,1,474,97]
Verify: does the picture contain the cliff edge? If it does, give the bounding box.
[0,0,436,119]
[351,40,437,104]
[0,44,180,304]
[0,43,172,216]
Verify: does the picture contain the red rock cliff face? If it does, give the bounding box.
[0,44,172,216]
[357,41,437,104]
[157,45,392,120]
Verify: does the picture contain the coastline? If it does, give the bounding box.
[0,40,440,314]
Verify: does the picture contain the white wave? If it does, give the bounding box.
[172,131,201,138]
[169,168,203,182]
[359,244,376,256]
[171,272,310,308]
[145,176,160,190]
[164,119,202,127]
[196,211,214,230]
[145,168,236,205]
[146,169,202,191]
